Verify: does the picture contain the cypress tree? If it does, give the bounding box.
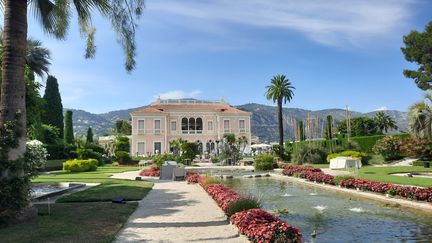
[64,110,74,144]
[86,127,94,144]
[325,115,333,140]
[298,121,305,141]
[43,75,64,138]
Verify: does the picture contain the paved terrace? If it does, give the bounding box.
[112,171,245,243]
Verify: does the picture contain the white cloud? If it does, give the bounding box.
[375,106,388,111]
[155,90,203,99]
[148,0,417,47]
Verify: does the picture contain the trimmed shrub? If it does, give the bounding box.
[226,197,261,217]
[115,151,131,164]
[254,154,274,170]
[372,135,405,161]
[63,159,98,172]
[334,175,354,185]
[327,150,365,162]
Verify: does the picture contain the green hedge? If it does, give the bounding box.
[413,160,431,167]
[327,150,365,162]
[347,133,410,153]
[42,159,66,171]
[63,159,98,172]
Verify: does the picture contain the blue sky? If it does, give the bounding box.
[25,0,431,114]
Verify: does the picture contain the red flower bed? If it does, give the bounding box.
[282,165,432,203]
[340,178,432,202]
[204,184,240,212]
[282,165,322,177]
[139,167,160,177]
[186,173,200,183]
[231,209,302,243]
[303,171,335,185]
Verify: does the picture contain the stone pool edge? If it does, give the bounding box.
[270,173,432,214]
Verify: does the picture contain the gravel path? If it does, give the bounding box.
[113,172,245,243]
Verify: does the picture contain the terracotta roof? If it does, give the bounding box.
[131,104,250,115]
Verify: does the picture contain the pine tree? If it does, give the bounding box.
[43,75,64,138]
[86,127,94,144]
[64,110,74,144]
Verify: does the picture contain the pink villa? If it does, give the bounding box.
[130,98,252,157]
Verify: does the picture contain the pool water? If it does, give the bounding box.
[224,178,432,243]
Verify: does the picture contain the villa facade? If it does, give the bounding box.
[130,98,252,156]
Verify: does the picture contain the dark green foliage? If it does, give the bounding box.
[64,110,74,144]
[77,148,102,162]
[115,151,131,164]
[179,142,199,163]
[115,136,130,152]
[86,127,94,144]
[338,117,378,137]
[41,124,60,144]
[25,69,45,140]
[115,120,132,135]
[298,121,305,141]
[324,115,333,140]
[401,21,432,90]
[43,75,64,138]
[349,134,409,153]
[153,153,177,169]
[254,154,275,170]
[226,197,261,217]
[292,143,328,164]
[63,159,98,172]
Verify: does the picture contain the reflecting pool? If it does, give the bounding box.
[224,178,432,243]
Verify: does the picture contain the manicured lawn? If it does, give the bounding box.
[0,202,138,243]
[57,179,152,202]
[356,166,432,187]
[0,165,153,242]
[34,165,141,183]
[34,165,152,203]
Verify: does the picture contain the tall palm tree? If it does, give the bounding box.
[374,111,398,134]
[408,93,432,139]
[0,0,144,220]
[265,75,295,156]
[0,31,51,77]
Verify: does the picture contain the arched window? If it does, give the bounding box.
[189,118,196,133]
[196,118,203,134]
[210,142,215,152]
[182,118,188,134]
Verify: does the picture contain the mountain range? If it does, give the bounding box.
[67,103,408,142]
